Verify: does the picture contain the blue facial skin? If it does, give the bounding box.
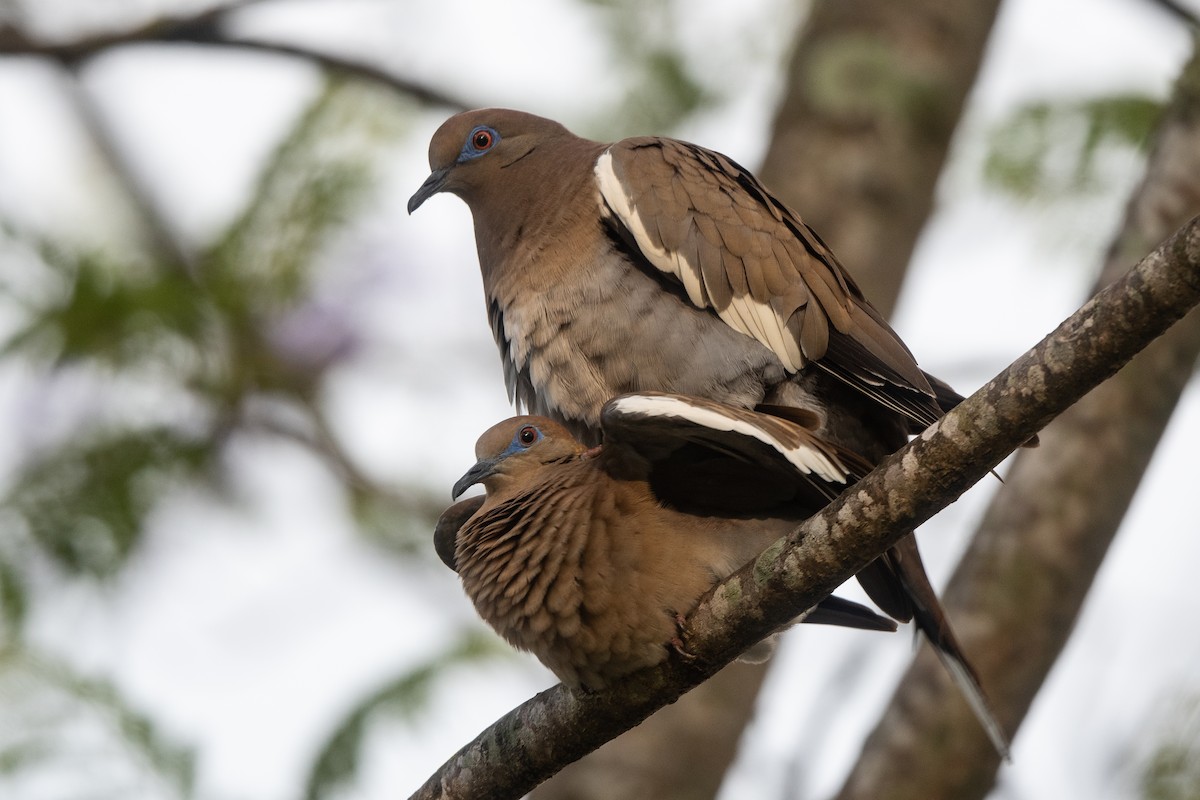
[406,124,502,213]
[458,125,501,162]
[502,424,543,459]
[452,423,542,499]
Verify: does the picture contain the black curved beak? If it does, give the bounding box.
[407,166,451,214]
[451,456,498,500]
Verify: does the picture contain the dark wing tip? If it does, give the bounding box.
[434,495,486,572]
[803,595,898,633]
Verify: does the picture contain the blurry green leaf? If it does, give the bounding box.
[348,483,448,558]
[0,225,209,371]
[621,46,709,133]
[1141,695,1200,800]
[581,0,712,135]
[304,630,506,800]
[204,76,408,315]
[984,93,1162,200]
[0,551,27,640]
[5,427,212,576]
[0,74,418,578]
[0,737,53,776]
[192,76,411,407]
[0,646,193,796]
[0,53,452,800]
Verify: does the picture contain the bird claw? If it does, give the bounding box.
[670,612,698,662]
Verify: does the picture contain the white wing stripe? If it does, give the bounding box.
[609,394,847,483]
[595,151,804,372]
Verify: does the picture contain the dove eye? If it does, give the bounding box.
[517,426,538,446]
[459,125,500,161]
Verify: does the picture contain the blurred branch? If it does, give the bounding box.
[0,1,472,110]
[59,74,196,268]
[244,403,447,529]
[214,34,472,111]
[836,39,1200,800]
[0,1,470,266]
[1147,0,1200,29]
[0,0,281,59]
[0,5,279,268]
[760,0,1002,316]
[409,216,1200,799]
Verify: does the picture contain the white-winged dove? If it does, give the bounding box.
[412,109,1008,755]
[442,392,898,691]
[408,109,961,456]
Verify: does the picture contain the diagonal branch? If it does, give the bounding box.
[409,214,1200,800]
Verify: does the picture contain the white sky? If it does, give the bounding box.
[1,0,1198,798]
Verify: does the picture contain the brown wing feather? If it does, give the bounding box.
[597,137,941,428]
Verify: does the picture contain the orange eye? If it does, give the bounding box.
[518,425,538,445]
[472,129,494,150]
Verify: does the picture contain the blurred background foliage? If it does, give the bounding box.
[0,71,465,796]
[1139,695,1200,800]
[0,1,1196,798]
[3,76,409,582]
[0,648,193,799]
[985,93,1162,199]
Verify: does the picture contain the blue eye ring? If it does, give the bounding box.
[459,125,500,161]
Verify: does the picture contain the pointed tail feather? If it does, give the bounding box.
[891,536,1012,760]
[924,631,1012,761]
[803,595,898,633]
[855,549,916,623]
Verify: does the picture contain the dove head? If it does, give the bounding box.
[451,416,586,500]
[407,108,582,214]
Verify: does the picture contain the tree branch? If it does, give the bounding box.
[409,215,1200,799]
[835,35,1200,800]
[0,2,472,111]
[0,0,267,59]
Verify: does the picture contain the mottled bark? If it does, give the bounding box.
[532,5,1004,798]
[761,0,1001,315]
[410,215,1200,800]
[836,40,1200,800]
[529,663,767,800]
